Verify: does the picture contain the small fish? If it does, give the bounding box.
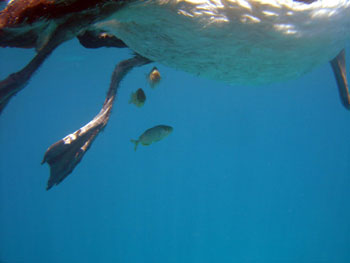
[131,125,173,151]
[129,88,146,107]
[147,66,161,89]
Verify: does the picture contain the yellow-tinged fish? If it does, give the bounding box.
[131,125,173,151]
[147,66,161,89]
[129,88,146,107]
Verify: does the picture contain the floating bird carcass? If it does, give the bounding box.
[0,0,349,189]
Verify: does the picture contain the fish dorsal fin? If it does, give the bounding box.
[330,49,350,110]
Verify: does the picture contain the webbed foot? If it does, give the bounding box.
[42,121,105,190]
[42,55,151,190]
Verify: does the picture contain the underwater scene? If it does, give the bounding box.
[1,39,350,263]
[1,1,350,263]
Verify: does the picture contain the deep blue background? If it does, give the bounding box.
[1,36,350,262]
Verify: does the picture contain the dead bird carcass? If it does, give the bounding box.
[0,0,349,189]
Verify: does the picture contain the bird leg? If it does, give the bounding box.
[77,29,127,49]
[42,54,151,190]
[0,37,60,114]
[330,49,350,110]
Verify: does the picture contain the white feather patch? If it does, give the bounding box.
[98,0,350,85]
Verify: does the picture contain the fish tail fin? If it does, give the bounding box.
[130,139,139,151]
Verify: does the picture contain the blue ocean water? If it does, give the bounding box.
[1,37,350,262]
